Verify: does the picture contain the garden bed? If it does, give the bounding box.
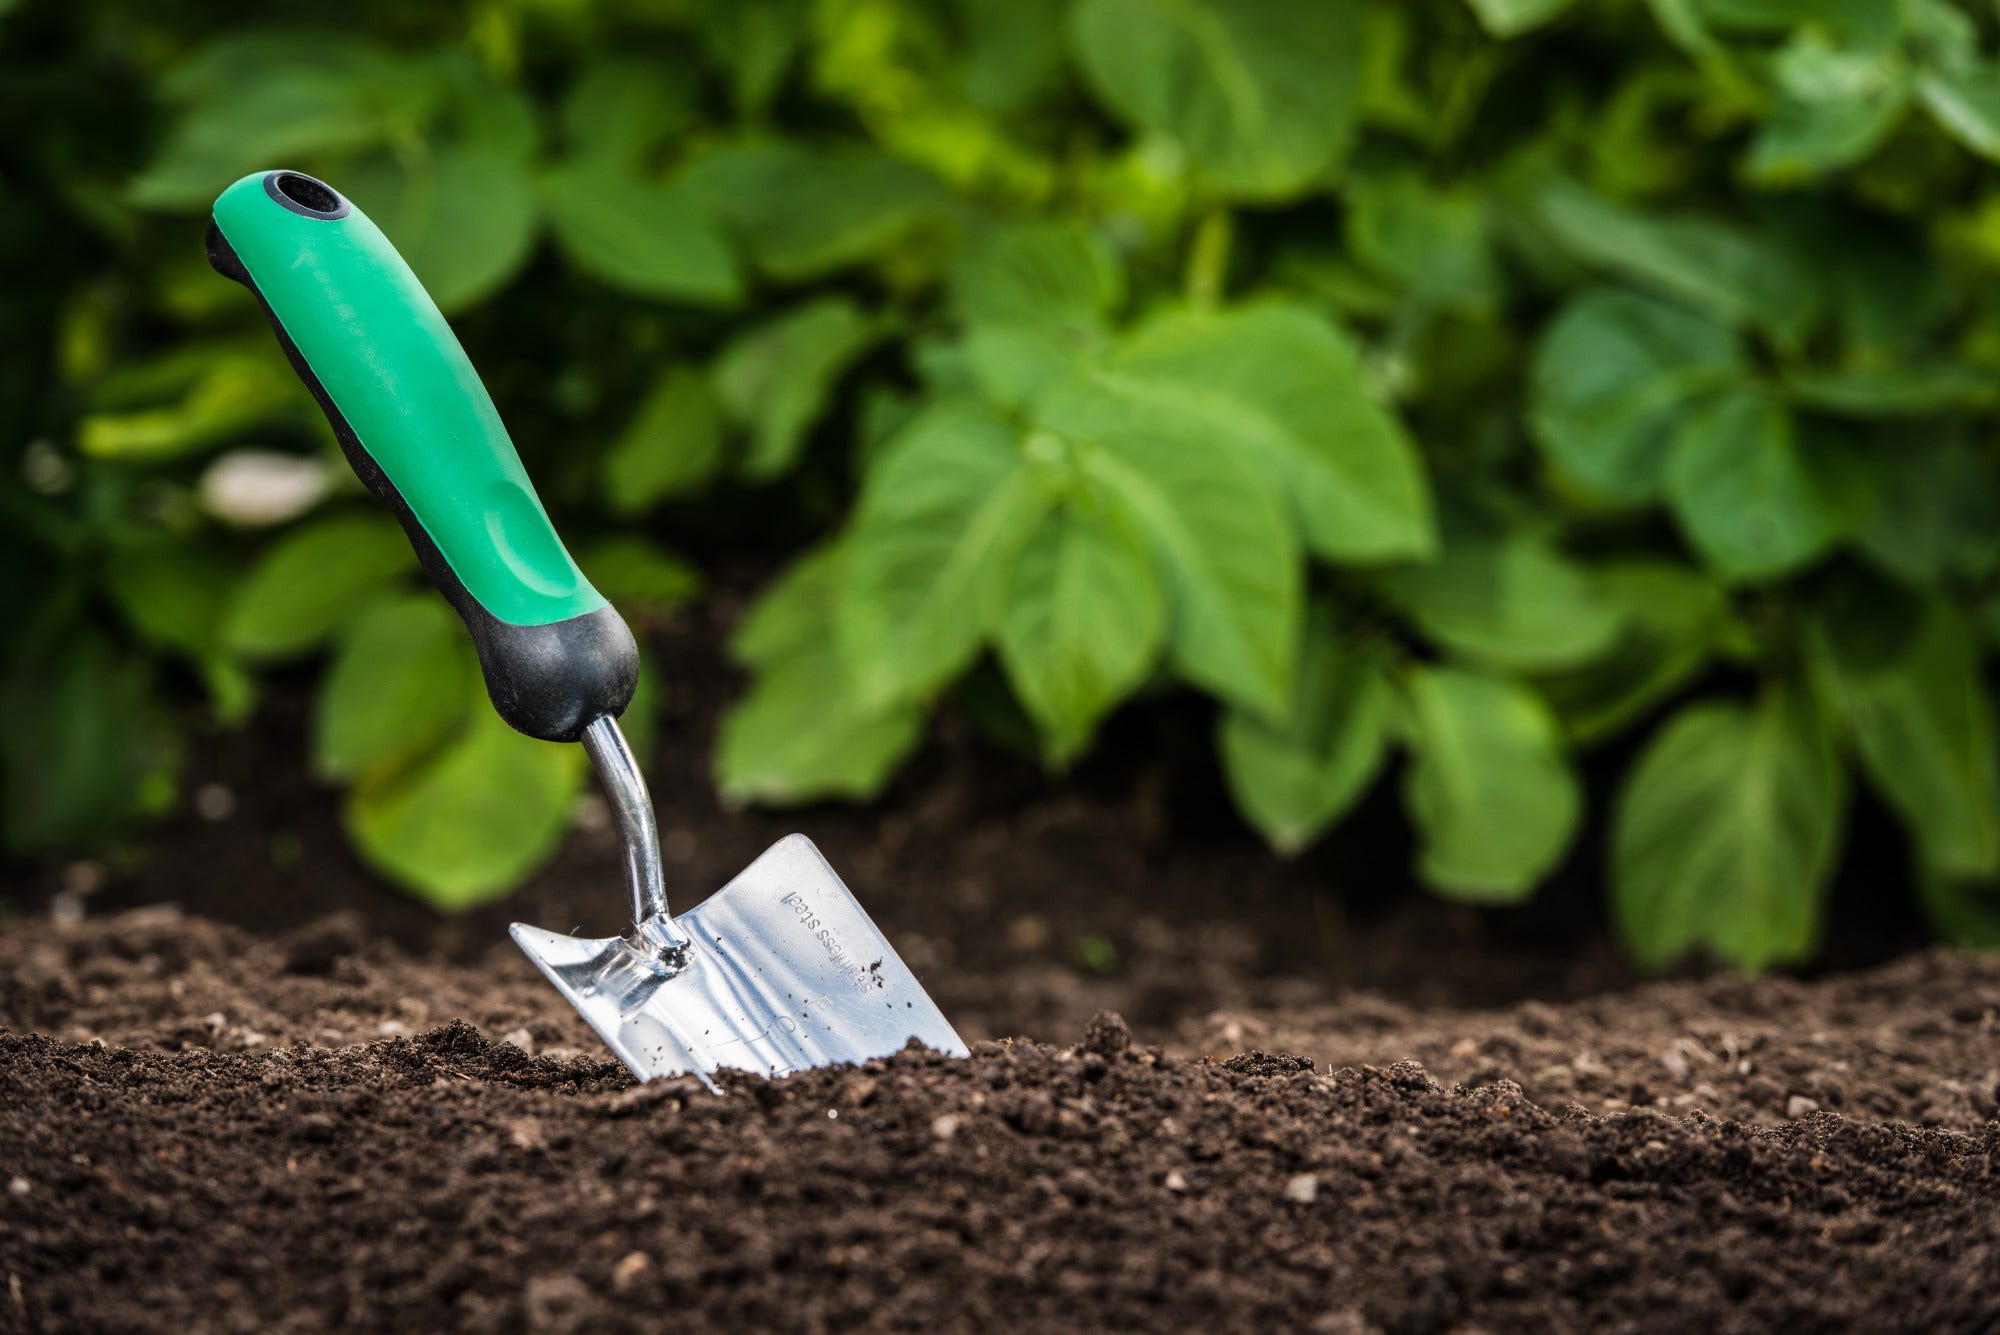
[6,907,2000,1333]
[5,616,1992,1331]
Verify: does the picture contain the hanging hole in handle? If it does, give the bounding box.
[266,171,350,219]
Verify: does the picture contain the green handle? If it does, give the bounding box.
[209,170,636,742]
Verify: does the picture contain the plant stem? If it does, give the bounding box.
[1184,208,1234,308]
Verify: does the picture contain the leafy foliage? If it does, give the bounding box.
[1612,686,1846,971]
[10,0,2000,965]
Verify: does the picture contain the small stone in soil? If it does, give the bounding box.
[610,1252,650,1293]
[1788,1096,1821,1119]
[1083,1010,1133,1056]
[1283,1173,1319,1204]
[1007,915,1051,951]
[522,1274,593,1335]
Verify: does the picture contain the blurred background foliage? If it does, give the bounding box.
[7,0,2000,968]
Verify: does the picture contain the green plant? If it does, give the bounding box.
[9,0,2000,967]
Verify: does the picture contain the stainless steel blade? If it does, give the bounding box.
[511,833,966,1089]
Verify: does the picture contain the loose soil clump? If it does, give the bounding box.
[5,911,2000,1333]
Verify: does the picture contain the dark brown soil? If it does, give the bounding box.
[3,591,1987,1332]
[6,909,2000,1333]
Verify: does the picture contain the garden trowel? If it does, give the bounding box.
[208,169,967,1090]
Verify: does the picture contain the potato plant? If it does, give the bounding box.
[7,0,2000,968]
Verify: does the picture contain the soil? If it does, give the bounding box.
[6,912,2000,1333]
[4,595,1995,1332]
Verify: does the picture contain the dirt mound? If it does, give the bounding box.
[11,909,2000,1129]
[6,910,2000,1332]
[1181,949,2000,1132]
[7,1019,2000,1334]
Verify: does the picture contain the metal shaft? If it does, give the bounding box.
[581,715,691,960]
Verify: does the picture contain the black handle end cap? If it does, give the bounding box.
[470,604,640,744]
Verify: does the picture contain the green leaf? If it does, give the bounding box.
[1919,67,2000,159]
[221,510,413,659]
[341,144,539,313]
[1101,302,1435,564]
[1611,685,1845,971]
[573,536,701,616]
[948,219,1123,333]
[1665,386,1843,582]
[1070,0,1362,199]
[1814,215,1939,356]
[995,500,1167,762]
[1464,0,1576,40]
[560,56,696,166]
[1537,561,1729,743]
[130,35,434,209]
[1043,378,1303,720]
[1272,247,1400,320]
[1697,0,1900,43]
[836,401,1052,704]
[721,548,925,804]
[1788,364,2000,417]
[714,297,880,480]
[1345,174,1502,314]
[1531,289,1741,505]
[733,543,846,670]
[104,542,237,660]
[957,0,1070,112]
[313,594,472,783]
[1402,666,1581,901]
[1747,33,1911,180]
[602,366,727,512]
[695,0,806,113]
[541,162,742,305]
[78,348,305,461]
[1647,0,1717,53]
[1218,610,1393,853]
[1386,529,1626,672]
[427,54,539,159]
[960,325,1079,412]
[1,624,181,856]
[1812,598,2000,877]
[1853,436,2000,584]
[685,141,948,282]
[716,653,926,806]
[345,706,586,910]
[1752,82,1908,180]
[1522,173,1815,339]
